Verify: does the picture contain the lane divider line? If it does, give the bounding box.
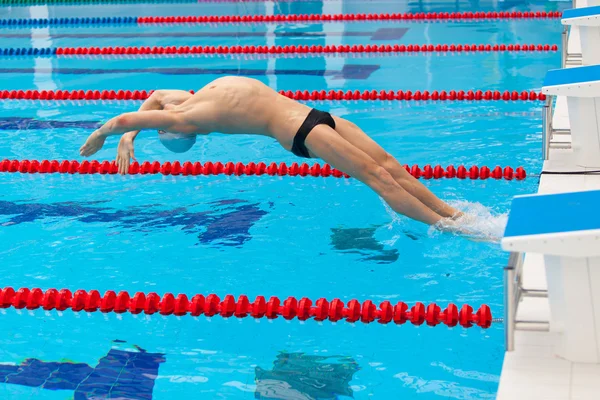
[0,11,563,27]
[3,0,330,4]
[0,43,559,57]
[0,287,494,328]
[0,159,527,180]
[0,89,548,102]
[0,101,546,112]
[0,0,448,4]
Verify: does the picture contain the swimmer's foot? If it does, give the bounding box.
[434,218,471,235]
[451,211,464,220]
[434,215,500,242]
[451,212,480,225]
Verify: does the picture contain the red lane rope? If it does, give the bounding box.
[0,287,493,328]
[136,11,562,24]
[49,43,559,56]
[0,11,563,27]
[0,159,527,180]
[0,89,547,102]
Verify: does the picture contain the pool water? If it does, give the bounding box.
[0,0,565,399]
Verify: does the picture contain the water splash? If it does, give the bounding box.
[379,197,507,242]
[430,200,508,242]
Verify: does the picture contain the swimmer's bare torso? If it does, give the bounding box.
[79,76,464,227]
[137,76,313,151]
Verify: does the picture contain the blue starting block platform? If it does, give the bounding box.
[503,190,600,257]
[543,64,600,95]
[561,5,600,65]
[561,6,600,20]
[562,5,600,23]
[542,65,600,167]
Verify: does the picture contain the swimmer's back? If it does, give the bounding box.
[181,77,310,137]
[193,77,278,112]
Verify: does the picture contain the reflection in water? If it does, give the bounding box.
[394,372,496,400]
[0,117,99,130]
[255,352,359,400]
[0,198,268,247]
[330,226,400,264]
[0,345,164,400]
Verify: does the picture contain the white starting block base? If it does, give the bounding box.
[562,6,600,65]
[543,65,600,168]
[503,190,600,363]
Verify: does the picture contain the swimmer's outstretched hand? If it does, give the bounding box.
[116,133,137,175]
[79,130,107,157]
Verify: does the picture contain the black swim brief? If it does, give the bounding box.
[291,108,336,158]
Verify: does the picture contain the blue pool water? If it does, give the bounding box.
[0,0,565,398]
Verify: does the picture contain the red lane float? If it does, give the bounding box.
[1,159,349,178]
[0,286,493,328]
[0,89,547,102]
[52,43,559,56]
[0,159,527,180]
[136,11,563,24]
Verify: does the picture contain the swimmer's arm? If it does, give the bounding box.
[97,110,185,137]
[80,110,187,157]
[115,94,169,173]
[123,90,168,140]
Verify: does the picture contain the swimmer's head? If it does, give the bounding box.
[158,130,197,153]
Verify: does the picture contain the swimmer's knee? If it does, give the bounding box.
[380,152,403,173]
[381,154,421,187]
[362,163,402,194]
[382,152,394,166]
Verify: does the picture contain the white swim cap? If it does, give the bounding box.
[158,130,196,153]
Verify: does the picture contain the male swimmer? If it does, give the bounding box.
[80,76,463,228]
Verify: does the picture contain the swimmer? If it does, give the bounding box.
[80,76,464,228]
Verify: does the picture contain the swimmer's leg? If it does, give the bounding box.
[304,125,444,225]
[332,116,460,218]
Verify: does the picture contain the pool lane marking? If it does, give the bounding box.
[0,27,408,41]
[0,65,382,80]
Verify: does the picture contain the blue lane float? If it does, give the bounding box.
[0,17,138,26]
